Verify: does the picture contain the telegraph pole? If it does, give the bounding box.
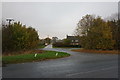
[118,1,120,20]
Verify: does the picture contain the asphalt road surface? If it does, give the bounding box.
[2,44,118,78]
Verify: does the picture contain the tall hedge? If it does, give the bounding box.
[2,22,39,53]
[75,15,117,50]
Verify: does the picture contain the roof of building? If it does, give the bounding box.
[67,35,80,40]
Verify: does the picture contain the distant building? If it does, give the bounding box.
[66,35,80,46]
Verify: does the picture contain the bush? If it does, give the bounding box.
[2,22,39,54]
[52,42,81,48]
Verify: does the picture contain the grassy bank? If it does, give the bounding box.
[71,49,119,54]
[2,50,70,64]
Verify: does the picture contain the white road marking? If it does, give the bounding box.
[66,67,117,77]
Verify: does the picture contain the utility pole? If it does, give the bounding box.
[118,1,120,20]
[6,18,14,26]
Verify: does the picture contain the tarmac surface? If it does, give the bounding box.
[2,44,118,78]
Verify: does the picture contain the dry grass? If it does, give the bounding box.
[71,49,119,54]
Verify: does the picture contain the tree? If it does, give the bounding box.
[44,37,51,45]
[2,22,39,53]
[75,14,115,50]
[75,14,94,36]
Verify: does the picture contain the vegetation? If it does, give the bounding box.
[2,50,70,64]
[71,49,118,54]
[44,37,51,45]
[37,45,46,48]
[52,39,80,48]
[2,22,39,54]
[75,14,120,50]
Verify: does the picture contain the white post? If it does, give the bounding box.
[34,53,37,57]
[56,53,58,56]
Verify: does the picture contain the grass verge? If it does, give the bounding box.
[2,50,70,65]
[71,49,119,54]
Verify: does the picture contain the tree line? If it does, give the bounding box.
[75,14,120,50]
[2,22,39,53]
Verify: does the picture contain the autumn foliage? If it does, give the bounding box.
[75,14,120,50]
[2,22,39,53]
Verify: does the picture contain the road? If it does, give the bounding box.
[2,44,118,78]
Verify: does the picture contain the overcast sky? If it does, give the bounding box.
[2,2,118,39]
